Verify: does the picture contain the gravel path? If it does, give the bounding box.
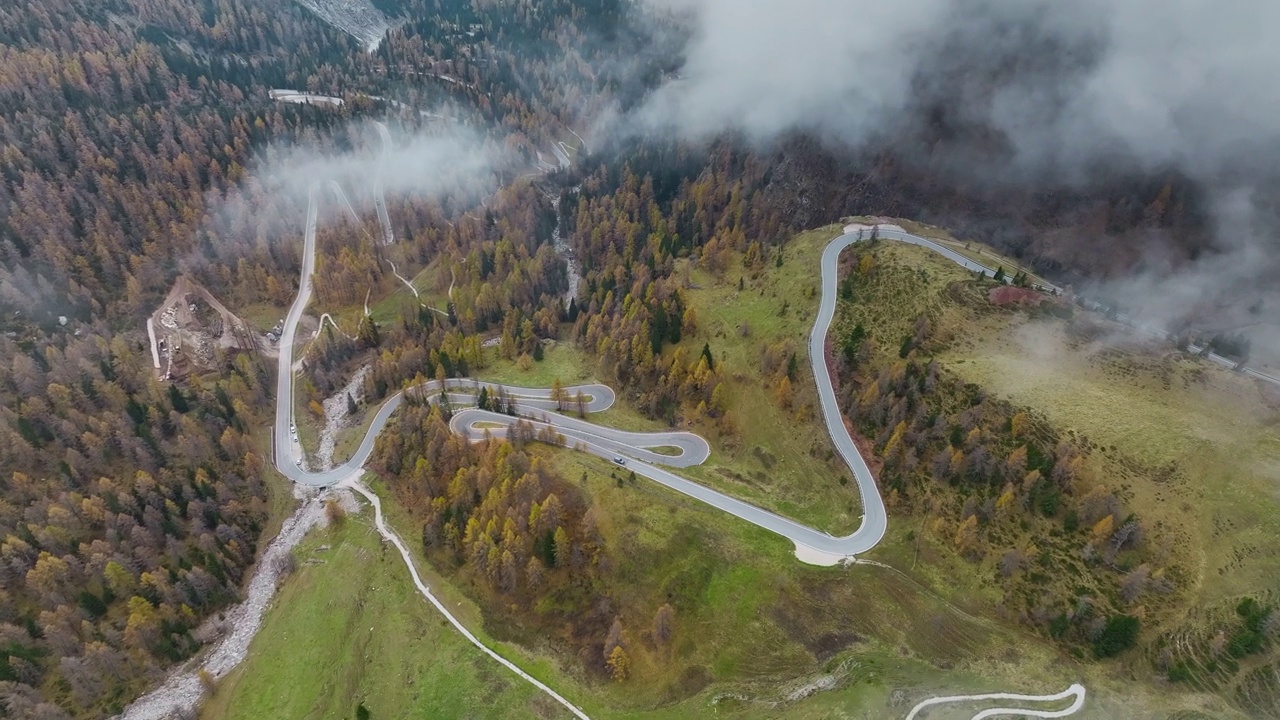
[346,480,591,719]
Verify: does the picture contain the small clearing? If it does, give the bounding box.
[149,275,262,380]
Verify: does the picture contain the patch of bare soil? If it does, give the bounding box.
[988,285,1046,307]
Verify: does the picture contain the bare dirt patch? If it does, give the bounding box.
[988,285,1046,307]
[150,275,263,380]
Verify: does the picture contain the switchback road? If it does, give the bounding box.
[266,154,1091,715]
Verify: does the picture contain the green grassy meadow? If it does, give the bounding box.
[670,225,863,534]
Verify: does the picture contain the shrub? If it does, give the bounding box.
[325,499,347,526]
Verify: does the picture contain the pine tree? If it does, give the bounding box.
[700,342,715,370]
[167,383,190,413]
[553,526,570,567]
[358,317,381,348]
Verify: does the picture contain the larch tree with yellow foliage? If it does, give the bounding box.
[1091,514,1116,544]
[953,514,979,554]
[607,645,631,682]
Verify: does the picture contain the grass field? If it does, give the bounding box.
[669,226,863,534]
[236,301,289,332]
[212,463,1196,719]
[841,240,1280,716]
[875,216,1055,289]
[201,506,572,720]
[934,298,1280,715]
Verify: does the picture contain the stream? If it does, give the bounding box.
[552,188,581,308]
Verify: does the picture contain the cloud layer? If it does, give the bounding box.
[638,0,1280,357]
[641,0,1280,177]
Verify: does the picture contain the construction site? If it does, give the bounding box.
[147,275,264,381]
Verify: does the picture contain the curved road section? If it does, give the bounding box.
[904,683,1086,720]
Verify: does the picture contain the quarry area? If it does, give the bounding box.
[148,275,264,380]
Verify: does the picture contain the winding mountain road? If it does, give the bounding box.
[267,140,1092,715]
[857,224,1280,387]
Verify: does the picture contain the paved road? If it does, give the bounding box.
[904,683,1086,720]
[272,190,891,559]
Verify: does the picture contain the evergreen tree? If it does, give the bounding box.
[358,318,381,348]
[168,384,190,414]
[700,342,715,370]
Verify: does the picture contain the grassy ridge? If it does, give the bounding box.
[672,225,862,534]
[935,298,1280,715]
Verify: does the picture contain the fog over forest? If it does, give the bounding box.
[638,0,1280,355]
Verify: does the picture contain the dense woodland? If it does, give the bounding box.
[0,0,675,715]
[0,0,362,715]
[0,0,1247,716]
[369,400,631,672]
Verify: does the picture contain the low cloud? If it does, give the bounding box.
[256,121,500,210]
[640,0,1280,177]
[636,0,1280,356]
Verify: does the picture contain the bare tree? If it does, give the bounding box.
[1120,564,1150,603]
[652,603,675,647]
[998,549,1025,577]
